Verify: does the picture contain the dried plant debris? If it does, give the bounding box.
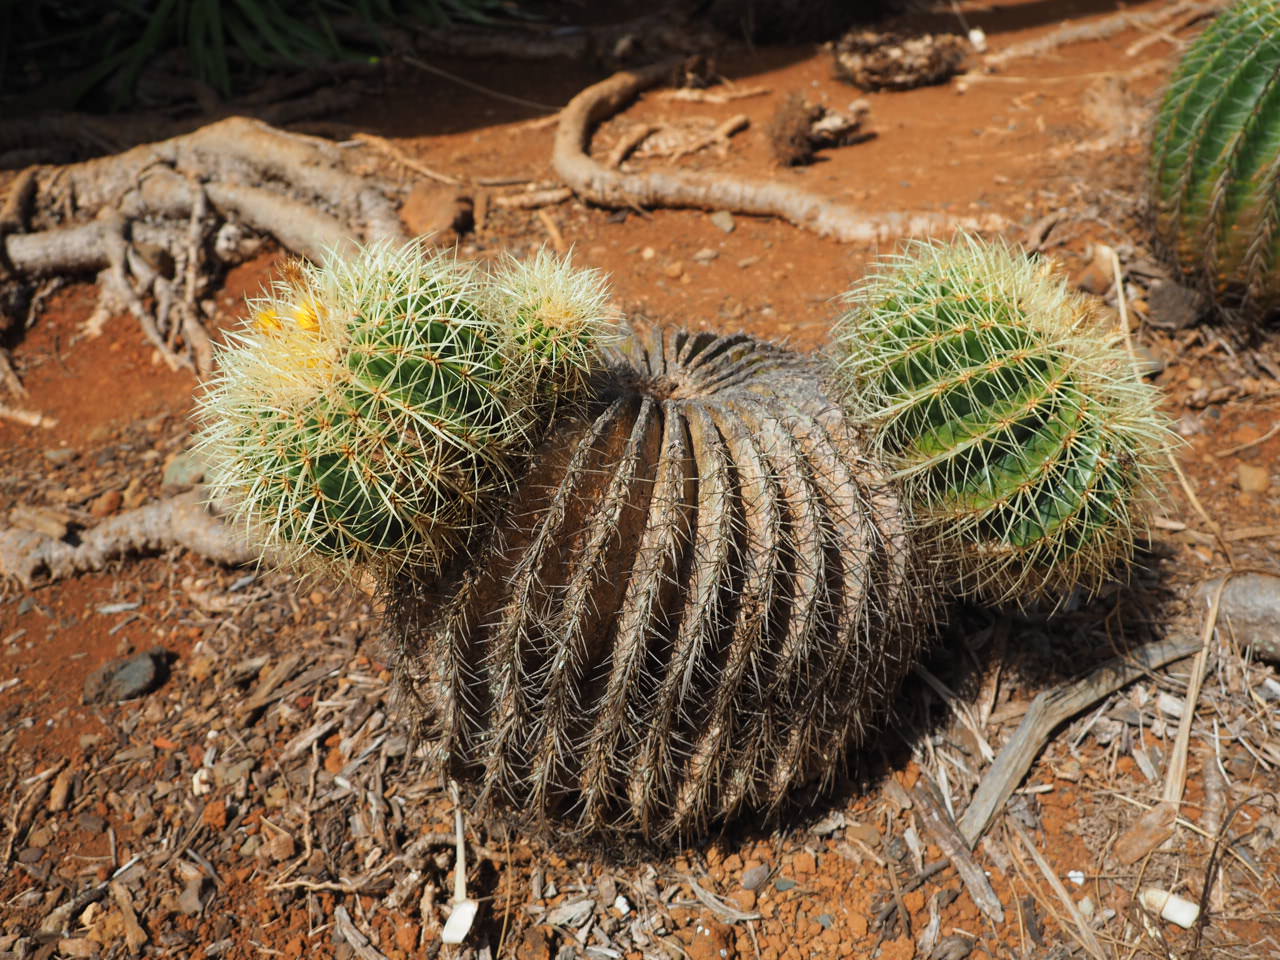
[832,30,970,92]
[767,95,870,166]
[391,324,930,847]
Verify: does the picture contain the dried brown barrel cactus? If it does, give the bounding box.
[389,325,927,845]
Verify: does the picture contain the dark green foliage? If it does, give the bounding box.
[1150,0,1280,320]
[2,0,509,111]
[391,326,927,846]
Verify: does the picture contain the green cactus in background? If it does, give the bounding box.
[196,241,614,577]
[1150,0,1280,320]
[831,237,1175,608]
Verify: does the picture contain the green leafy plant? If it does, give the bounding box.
[195,240,613,578]
[1150,0,1280,320]
[2,0,512,111]
[831,236,1175,608]
[391,325,927,845]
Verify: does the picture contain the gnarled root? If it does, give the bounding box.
[553,61,1006,243]
[1,117,407,373]
[0,491,253,588]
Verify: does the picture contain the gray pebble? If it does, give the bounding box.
[1147,279,1207,330]
[163,449,208,489]
[740,864,770,890]
[83,649,168,703]
[709,210,736,234]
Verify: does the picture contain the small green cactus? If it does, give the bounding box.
[195,241,614,577]
[1150,0,1280,319]
[487,248,621,412]
[831,237,1175,608]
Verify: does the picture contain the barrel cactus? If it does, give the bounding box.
[1150,0,1280,320]
[390,325,927,845]
[831,237,1175,608]
[195,241,614,577]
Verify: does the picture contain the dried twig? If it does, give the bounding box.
[353,132,463,186]
[606,124,659,169]
[491,186,574,210]
[957,635,1203,846]
[1162,579,1225,807]
[912,781,1004,923]
[1008,821,1106,960]
[0,403,55,428]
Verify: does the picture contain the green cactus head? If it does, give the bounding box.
[831,236,1176,608]
[488,248,622,410]
[1150,0,1280,320]
[195,240,542,579]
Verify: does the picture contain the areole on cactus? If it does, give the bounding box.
[194,240,615,578]
[1150,0,1280,320]
[830,235,1176,608]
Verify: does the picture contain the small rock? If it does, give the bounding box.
[515,926,552,960]
[162,449,208,489]
[43,448,77,465]
[773,877,797,892]
[1198,573,1280,663]
[641,246,656,260]
[677,919,736,960]
[792,850,817,876]
[1074,262,1112,296]
[176,863,210,915]
[710,211,736,233]
[16,846,44,863]
[847,911,869,939]
[89,489,122,519]
[740,863,769,891]
[1147,279,1206,330]
[665,262,685,279]
[83,650,168,704]
[1237,463,1271,493]
[1132,344,1165,377]
[401,182,473,240]
[692,248,719,264]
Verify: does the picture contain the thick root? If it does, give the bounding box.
[0,491,253,588]
[553,62,1006,243]
[1,117,407,372]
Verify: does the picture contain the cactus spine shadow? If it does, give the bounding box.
[389,325,929,846]
[831,236,1176,609]
[1150,0,1280,321]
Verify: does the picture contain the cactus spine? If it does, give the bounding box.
[1150,0,1280,318]
[196,241,614,577]
[831,237,1174,608]
[391,326,927,845]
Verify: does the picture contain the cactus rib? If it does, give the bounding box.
[390,325,927,845]
[1150,0,1280,317]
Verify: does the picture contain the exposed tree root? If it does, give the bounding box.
[983,0,1226,71]
[0,491,252,588]
[1,117,407,372]
[553,62,1005,243]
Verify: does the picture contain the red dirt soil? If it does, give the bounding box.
[2,3,1278,960]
